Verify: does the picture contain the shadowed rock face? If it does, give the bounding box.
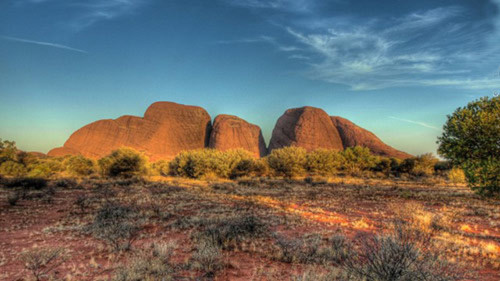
[268,106,344,152]
[48,102,211,161]
[209,114,267,157]
[330,116,412,159]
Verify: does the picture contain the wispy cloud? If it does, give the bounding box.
[389,116,441,131]
[225,0,313,13]
[19,0,150,31]
[215,35,300,52]
[224,1,500,91]
[1,35,87,53]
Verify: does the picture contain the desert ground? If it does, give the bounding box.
[1,176,498,281]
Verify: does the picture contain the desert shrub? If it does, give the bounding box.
[194,215,267,250]
[252,158,270,176]
[434,161,452,174]
[74,195,92,214]
[169,149,228,179]
[438,96,499,196]
[344,225,460,281]
[98,148,148,178]
[398,154,439,178]
[230,158,256,179]
[340,146,377,175]
[113,242,177,281]
[169,149,255,179]
[372,157,392,175]
[17,151,42,167]
[64,155,95,176]
[0,160,27,177]
[411,153,439,177]
[305,149,343,176]
[274,233,350,265]
[151,160,170,177]
[267,146,307,178]
[27,159,64,178]
[447,167,466,185]
[87,204,140,251]
[191,237,224,278]
[224,149,256,178]
[20,247,66,281]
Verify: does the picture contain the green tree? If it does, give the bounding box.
[437,96,500,195]
[0,139,19,163]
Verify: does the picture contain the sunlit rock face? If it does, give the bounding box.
[330,116,412,159]
[268,106,344,152]
[48,102,211,161]
[209,114,267,158]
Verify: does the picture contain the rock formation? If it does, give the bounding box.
[209,114,267,157]
[48,102,211,161]
[330,116,412,159]
[48,102,412,160]
[268,106,344,152]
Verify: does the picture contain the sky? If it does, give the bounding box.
[1,0,500,155]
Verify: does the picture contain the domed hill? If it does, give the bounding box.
[209,114,267,158]
[330,116,412,159]
[269,106,344,152]
[48,102,211,161]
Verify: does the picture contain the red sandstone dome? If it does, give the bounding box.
[48,102,411,160]
[330,116,412,159]
[48,102,211,161]
[268,106,344,152]
[209,114,267,158]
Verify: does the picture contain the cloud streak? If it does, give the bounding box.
[19,0,150,31]
[389,116,441,131]
[1,36,87,53]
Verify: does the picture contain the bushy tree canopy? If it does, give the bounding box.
[438,96,499,195]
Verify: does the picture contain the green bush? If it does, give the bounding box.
[411,153,439,177]
[64,156,95,177]
[169,149,228,179]
[98,148,148,178]
[438,96,499,196]
[27,159,64,178]
[113,243,176,281]
[169,149,255,179]
[340,146,377,175]
[305,149,343,176]
[87,204,139,251]
[447,167,466,185]
[267,147,307,178]
[151,160,170,177]
[399,154,438,177]
[0,160,27,177]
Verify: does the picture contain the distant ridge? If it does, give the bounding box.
[49,102,412,160]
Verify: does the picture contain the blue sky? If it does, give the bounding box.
[1,0,499,155]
